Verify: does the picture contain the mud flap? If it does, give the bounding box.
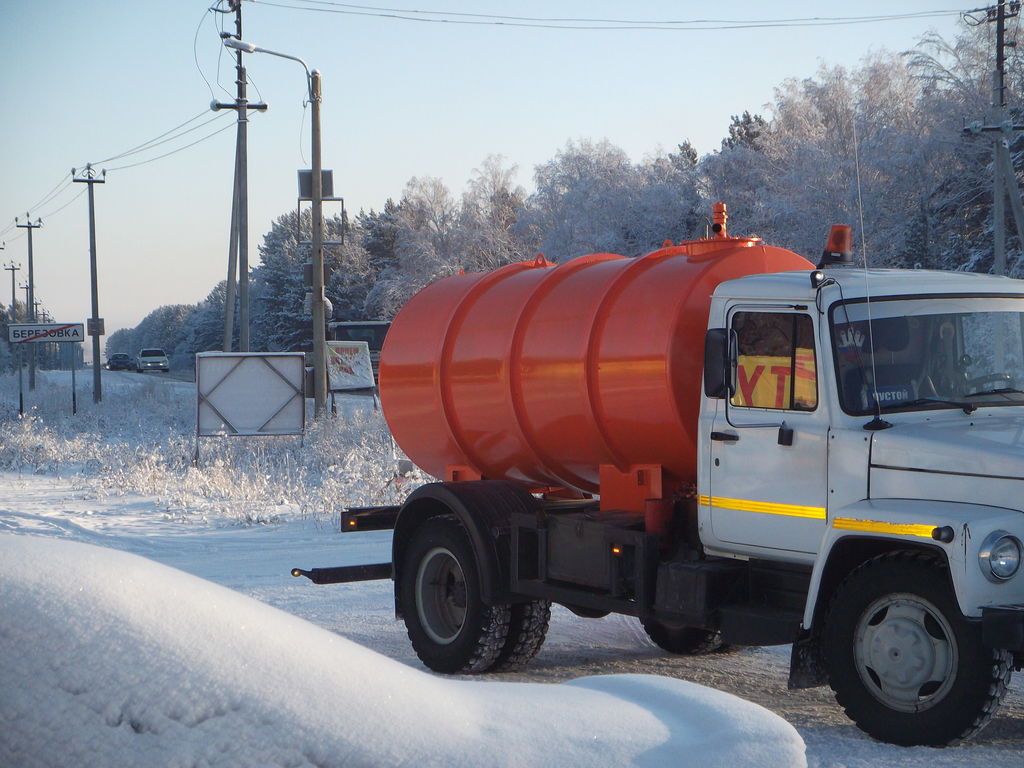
[788,631,827,689]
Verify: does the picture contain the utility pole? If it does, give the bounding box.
[964,1,1024,275]
[15,215,41,389]
[213,0,267,352]
[4,260,18,322]
[219,35,327,416]
[310,69,328,418]
[73,164,106,404]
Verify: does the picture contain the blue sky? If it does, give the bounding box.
[0,2,972,347]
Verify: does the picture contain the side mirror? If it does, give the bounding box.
[704,328,737,399]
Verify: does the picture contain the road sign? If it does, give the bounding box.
[326,341,375,391]
[87,317,105,336]
[8,323,86,343]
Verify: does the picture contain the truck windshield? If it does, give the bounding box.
[831,296,1024,415]
[333,325,389,349]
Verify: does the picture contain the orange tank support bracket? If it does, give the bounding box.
[446,465,483,482]
[599,464,666,515]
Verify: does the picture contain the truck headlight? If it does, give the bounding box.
[979,531,1022,582]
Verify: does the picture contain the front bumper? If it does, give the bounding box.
[982,605,1024,651]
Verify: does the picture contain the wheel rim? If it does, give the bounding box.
[853,592,958,712]
[415,546,468,645]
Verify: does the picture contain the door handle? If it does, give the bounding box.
[711,431,739,442]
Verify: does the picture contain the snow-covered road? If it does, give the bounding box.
[2,369,1024,766]
[2,471,1022,766]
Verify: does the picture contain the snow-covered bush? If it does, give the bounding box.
[0,371,426,527]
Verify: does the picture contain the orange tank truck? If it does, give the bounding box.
[293,211,1024,746]
[378,202,813,517]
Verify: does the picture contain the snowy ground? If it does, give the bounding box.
[1,369,1023,766]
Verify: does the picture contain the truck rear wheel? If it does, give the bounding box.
[823,552,1012,746]
[491,600,551,671]
[400,515,510,674]
[642,617,726,655]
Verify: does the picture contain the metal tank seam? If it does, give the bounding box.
[507,253,623,492]
[583,250,673,474]
[436,263,533,479]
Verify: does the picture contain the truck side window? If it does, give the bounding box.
[730,312,817,410]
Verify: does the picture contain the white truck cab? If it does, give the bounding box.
[698,268,1024,744]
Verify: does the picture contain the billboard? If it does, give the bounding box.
[196,352,305,437]
[326,341,375,391]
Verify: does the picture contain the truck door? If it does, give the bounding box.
[706,309,828,555]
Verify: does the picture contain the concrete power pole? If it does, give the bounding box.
[310,69,328,418]
[4,260,18,321]
[213,0,267,352]
[73,164,106,403]
[15,215,41,389]
[965,1,1024,275]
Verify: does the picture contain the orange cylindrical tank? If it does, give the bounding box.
[379,226,812,496]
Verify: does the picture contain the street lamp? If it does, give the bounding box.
[222,35,329,418]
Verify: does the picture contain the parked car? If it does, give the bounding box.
[106,353,133,371]
[136,348,169,373]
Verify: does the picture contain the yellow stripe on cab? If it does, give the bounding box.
[698,495,826,520]
[832,517,936,539]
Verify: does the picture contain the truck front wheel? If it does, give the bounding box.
[823,552,1012,746]
[400,515,511,674]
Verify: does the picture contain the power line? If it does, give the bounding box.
[2,110,236,236]
[106,119,239,172]
[193,2,219,101]
[93,110,227,165]
[265,0,959,25]
[36,187,87,221]
[1,174,74,236]
[251,1,962,31]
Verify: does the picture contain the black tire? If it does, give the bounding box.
[490,600,551,672]
[642,617,726,655]
[399,515,510,674]
[823,552,1012,746]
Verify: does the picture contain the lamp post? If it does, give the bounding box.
[222,36,328,418]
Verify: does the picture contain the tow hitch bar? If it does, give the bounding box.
[290,563,392,585]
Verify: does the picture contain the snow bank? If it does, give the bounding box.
[0,534,806,768]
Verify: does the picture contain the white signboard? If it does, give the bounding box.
[8,323,85,343]
[326,341,376,391]
[196,352,305,437]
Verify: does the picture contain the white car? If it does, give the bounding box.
[136,348,169,373]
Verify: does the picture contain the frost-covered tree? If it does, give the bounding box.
[516,139,639,259]
[363,177,462,319]
[178,283,228,359]
[669,140,699,170]
[722,111,769,152]
[358,199,403,275]
[456,155,530,272]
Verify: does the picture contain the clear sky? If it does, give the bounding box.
[0,1,972,357]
